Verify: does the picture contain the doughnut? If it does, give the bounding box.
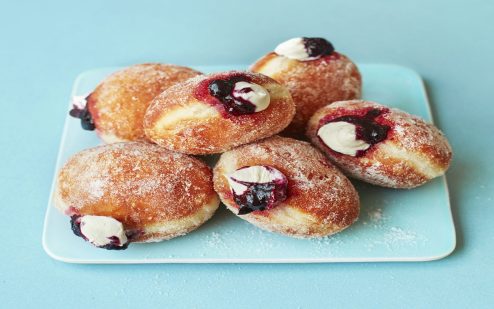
[69,63,201,143]
[143,71,296,155]
[213,136,360,238]
[53,142,219,249]
[306,100,453,188]
[250,37,362,137]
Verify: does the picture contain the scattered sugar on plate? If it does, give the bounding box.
[368,207,385,225]
[247,228,275,253]
[204,231,229,249]
[309,234,344,254]
[385,227,419,243]
[359,206,427,251]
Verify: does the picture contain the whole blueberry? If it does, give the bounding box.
[208,79,234,98]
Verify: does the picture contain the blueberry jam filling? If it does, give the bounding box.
[230,167,288,215]
[69,96,95,131]
[70,215,85,238]
[69,215,129,250]
[327,108,390,156]
[208,77,257,115]
[303,37,334,58]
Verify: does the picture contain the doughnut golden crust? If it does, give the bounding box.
[143,71,296,155]
[54,142,219,246]
[306,100,453,188]
[213,136,360,238]
[250,52,361,137]
[86,63,201,143]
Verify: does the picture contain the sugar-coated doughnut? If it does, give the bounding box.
[250,37,361,137]
[306,100,453,188]
[69,63,201,143]
[213,136,360,238]
[143,71,296,155]
[54,142,219,249]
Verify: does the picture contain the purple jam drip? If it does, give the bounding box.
[328,108,390,156]
[69,98,95,131]
[231,167,288,215]
[303,37,334,58]
[69,215,129,250]
[208,78,257,115]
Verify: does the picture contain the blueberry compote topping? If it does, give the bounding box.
[228,166,288,215]
[303,37,334,58]
[327,108,390,156]
[69,95,95,131]
[208,77,257,116]
[70,215,129,250]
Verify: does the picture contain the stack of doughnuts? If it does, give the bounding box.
[56,37,452,250]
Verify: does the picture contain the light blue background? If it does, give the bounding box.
[1,0,492,308]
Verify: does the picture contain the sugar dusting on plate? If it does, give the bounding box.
[308,205,427,255]
[199,205,428,257]
[362,206,427,251]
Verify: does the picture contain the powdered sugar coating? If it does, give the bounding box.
[213,136,360,238]
[144,71,296,155]
[54,142,219,242]
[250,52,361,137]
[307,100,453,188]
[87,63,201,143]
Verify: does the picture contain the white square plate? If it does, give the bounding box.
[42,64,455,263]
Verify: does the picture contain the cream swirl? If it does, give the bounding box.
[227,165,284,195]
[226,165,288,215]
[274,37,334,61]
[274,38,310,60]
[79,215,128,248]
[317,121,370,156]
[232,81,270,112]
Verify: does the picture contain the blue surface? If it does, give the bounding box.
[1,0,493,307]
[43,64,455,263]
